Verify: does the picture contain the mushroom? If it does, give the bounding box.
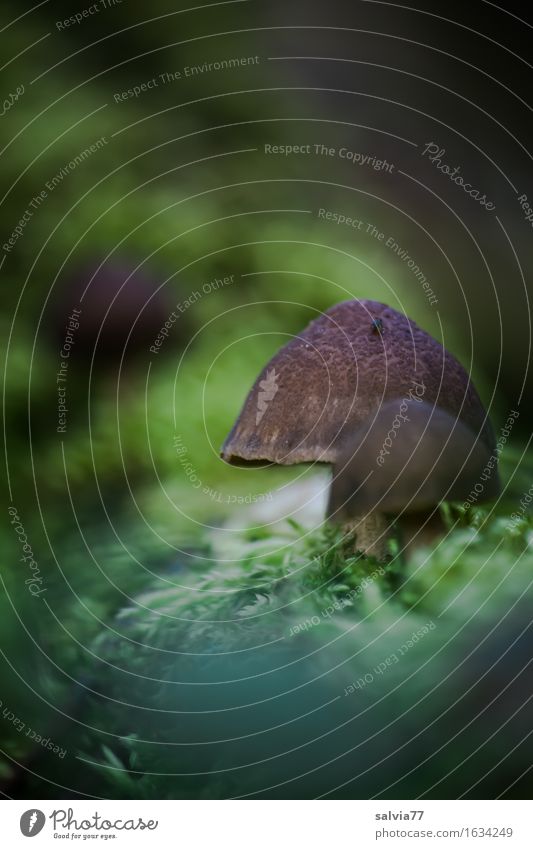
[49,256,181,368]
[221,299,497,556]
[327,399,500,559]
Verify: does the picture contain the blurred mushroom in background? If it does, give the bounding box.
[328,399,500,559]
[47,256,187,377]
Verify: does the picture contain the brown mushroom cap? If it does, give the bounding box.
[328,399,500,520]
[221,299,495,466]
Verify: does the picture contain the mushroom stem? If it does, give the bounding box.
[343,511,389,560]
[397,508,447,559]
